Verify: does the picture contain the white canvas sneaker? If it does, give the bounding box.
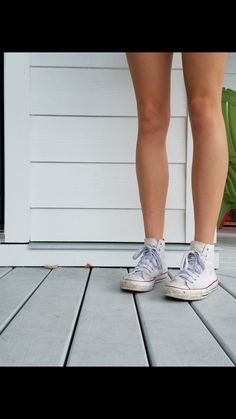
[164,240,218,301]
[121,238,168,292]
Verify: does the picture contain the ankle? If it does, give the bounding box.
[145,237,165,241]
[145,237,165,247]
[191,240,214,251]
[194,238,214,245]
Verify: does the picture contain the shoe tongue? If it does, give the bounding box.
[145,238,164,247]
[190,240,213,253]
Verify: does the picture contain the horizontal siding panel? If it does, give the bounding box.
[30,116,187,163]
[30,52,183,69]
[30,68,187,117]
[30,163,185,209]
[30,53,128,68]
[30,209,185,242]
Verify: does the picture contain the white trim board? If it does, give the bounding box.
[0,243,220,268]
[4,53,30,242]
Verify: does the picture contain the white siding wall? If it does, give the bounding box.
[4,53,236,251]
[28,52,188,243]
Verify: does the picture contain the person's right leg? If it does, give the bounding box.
[126,52,173,239]
[121,53,173,292]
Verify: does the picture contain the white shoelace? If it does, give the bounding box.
[178,250,207,283]
[130,244,163,276]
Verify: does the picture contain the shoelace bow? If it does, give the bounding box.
[178,250,207,283]
[130,244,162,275]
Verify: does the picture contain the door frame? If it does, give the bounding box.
[4,53,30,242]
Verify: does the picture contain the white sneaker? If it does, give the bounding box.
[164,240,218,301]
[121,238,168,292]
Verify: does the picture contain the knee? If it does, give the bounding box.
[188,96,220,130]
[138,103,170,136]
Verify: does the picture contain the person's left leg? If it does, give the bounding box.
[165,53,228,301]
[183,52,228,244]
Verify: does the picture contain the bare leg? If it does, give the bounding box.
[182,53,228,244]
[126,53,173,239]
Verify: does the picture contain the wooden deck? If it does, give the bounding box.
[0,227,235,367]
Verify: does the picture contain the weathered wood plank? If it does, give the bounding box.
[192,286,236,364]
[218,274,236,298]
[0,267,50,334]
[135,270,233,366]
[67,268,148,366]
[0,267,89,366]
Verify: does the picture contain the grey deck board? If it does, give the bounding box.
[218,255,236,276]
[135,270,233,366]
[67,268,148,366]
[0,267,50,334]
[218,266,236,276]
[218,273,236,298]
[0,267,89,366]
[0,267,13,277]
[217,227,236,276]
[192,286,236,365]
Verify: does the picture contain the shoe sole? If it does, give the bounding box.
[121,271,169,292]
[164,280,218,301]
